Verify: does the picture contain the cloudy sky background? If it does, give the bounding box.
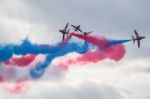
[0,0,150,99]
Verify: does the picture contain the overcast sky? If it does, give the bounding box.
[0,0,150,99]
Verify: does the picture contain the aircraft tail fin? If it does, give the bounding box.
[132,36,135,44]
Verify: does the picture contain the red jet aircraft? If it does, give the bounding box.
[132,30,145,48]
[71,24,83,33]
[59,23,70,41]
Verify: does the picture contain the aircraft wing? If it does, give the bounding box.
[134,30,139,37]
[137,40,140,48]
[71,25,76,28]
[67,29,70,34]
[65,23,69,30]
[88,31,92,34]
[78,28,83,33]
[62,34,65,41]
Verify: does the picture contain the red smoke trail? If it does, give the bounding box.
[7,82,28,93]
[4,54,37,67]
[55,43,125,71]
[71,33,108,47]
[0,81,29,93]
[0,75,4,82]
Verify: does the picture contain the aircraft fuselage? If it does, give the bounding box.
[134,36,145,40]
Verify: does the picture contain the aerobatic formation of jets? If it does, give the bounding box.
[59,23,92,41]
[59,23,145,48]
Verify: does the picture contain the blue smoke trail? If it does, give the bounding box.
[30,41,89,78]
[0,37,131,79]
[108,40,131,46]
[0,39,70,61]
[0,39,90,78]
[0,38,131,62]
[29,39,132,79]
[0,44,14,61]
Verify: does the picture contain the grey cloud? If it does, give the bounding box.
[0,0,59,44]
[0,82,125,99]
